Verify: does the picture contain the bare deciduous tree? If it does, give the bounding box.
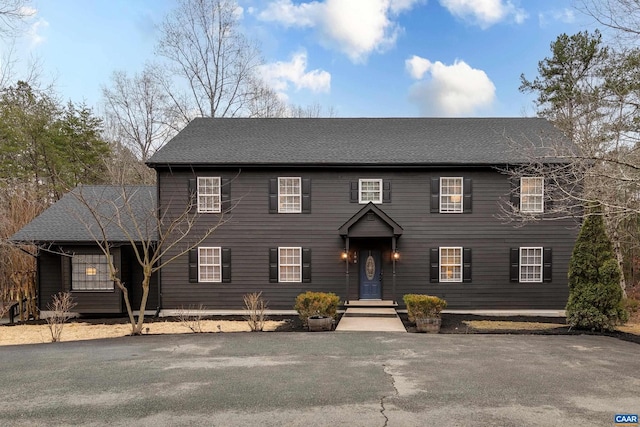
[102,65,175,162]
[156,0,262,120]
[578,0,640,42]
[0,0,34,38]
[72,185,229,335]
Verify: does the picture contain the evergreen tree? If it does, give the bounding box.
[566,207,628,331]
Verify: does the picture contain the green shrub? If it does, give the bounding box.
[294,291,340,326]
[566,208,628,331]
[403,294,447,322]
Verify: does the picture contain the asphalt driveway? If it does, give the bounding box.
[0,333,638,426]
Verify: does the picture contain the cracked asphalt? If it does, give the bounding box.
[0,333,638,426]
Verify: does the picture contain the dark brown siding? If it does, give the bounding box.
[38,251,64,309]
[37,244,158,315]
[157,167,578,310]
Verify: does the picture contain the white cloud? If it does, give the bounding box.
[439,0,527,29]
[258,0,423,63]
[538,8,575,27]
[260,51,331,97]
[27,18,48,46]
[406,56,496,116]
[405,55,432,79]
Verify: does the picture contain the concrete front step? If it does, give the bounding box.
[343,300,398,308]
[335,307,406,332]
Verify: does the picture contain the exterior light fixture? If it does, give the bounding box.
[392,250,400,261]
[341,250,348,261]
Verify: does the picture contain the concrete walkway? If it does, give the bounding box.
[335,307,406,332]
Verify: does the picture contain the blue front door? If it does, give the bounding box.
[359,250,382,299]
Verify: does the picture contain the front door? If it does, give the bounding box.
[359,250,382,299]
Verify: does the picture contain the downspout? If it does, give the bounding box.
[392,236,397,305]
[345,237,350,304]
[155,167,162,317]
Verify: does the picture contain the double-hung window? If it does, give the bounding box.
[72,254,114,291]
[197,177,221,213]
[359,179,382,204]
[520,177,544,213]
[279,247,302,282]
[198,247,221,282]
[440,177,463,213]
[439,247,462,282]
[278,177,301,213]
[519,247,542,282]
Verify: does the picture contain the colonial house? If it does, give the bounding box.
[12,118,578,314]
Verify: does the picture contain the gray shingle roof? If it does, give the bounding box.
[147,117,571,166]
[11,186,157,243]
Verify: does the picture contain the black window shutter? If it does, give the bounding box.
[463,248,472,282]
[510,178,520,211]
[463,178,472,213]
[350,181,358,203]
[543,247,552,282]
[221,178,231,213]
[545,178,553,212]
[383,180,391,203]
[302,248,311,283]
[188,178,197,211]
[430,248,439,283]
[221,248,231,283]
[510,248,520,282]
[269,178,278,213]
[189,248,198,283]
[430,177,440,213]
[269,248,278,282]
[302,178,311,213]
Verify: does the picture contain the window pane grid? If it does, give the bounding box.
[72,254,114,291]
[359,179,382,203]
[279,247,301,282]
[278,177,301,213]
[440,247,462,282]
[521,177,543,213]
[198,177,221,213]
[199,247,221,282]
[520,247,542,282]
[440,177,463,213]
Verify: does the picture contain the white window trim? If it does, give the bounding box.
[278,177,302,213]
[278,246,302,283]
[519,247,543,283]
[439,247,463,283]
[359,178,383,204]
[439,177,463,213]
[198,247,221,283]
[71,254,115,291]
[520,177,544,213]
[197,176,221,213]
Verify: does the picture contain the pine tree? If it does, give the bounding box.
[566,206,628,331]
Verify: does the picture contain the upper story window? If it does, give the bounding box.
[440,177,463,213]
[359,179,382,204]
[278,177,301,213]
[197,177,221,213]
[72,254,114,291]
[519,247,542,282]
[279,247,301,282]
[198,247,221,282]
[520,177,544,213]
[439,247,462,282]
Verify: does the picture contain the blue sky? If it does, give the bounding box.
[8,0,594,117]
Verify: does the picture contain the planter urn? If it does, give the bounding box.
[307,315,334,332]
[415,317,442,333]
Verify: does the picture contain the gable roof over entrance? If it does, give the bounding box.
[339,203,403,238]
[147,117,571,167]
